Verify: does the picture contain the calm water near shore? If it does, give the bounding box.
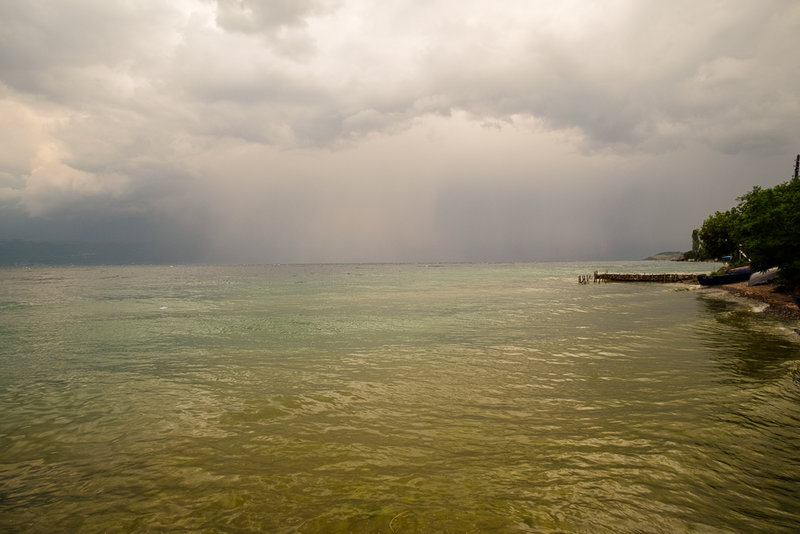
[1,262,799,532]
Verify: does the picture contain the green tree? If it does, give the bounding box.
[682,229,701,260]
[698,208,740,261]
[735,179,800,285]
[691,228,700,257]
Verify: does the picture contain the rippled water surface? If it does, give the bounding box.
[1,262,799,532]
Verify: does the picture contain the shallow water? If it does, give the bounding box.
[1,262,799,532]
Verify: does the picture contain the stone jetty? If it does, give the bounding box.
[592,272,698,283]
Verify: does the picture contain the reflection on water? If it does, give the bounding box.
[1,263,799,532]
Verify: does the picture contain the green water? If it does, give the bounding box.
[1,262,799,532]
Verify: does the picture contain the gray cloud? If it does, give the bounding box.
[0,1,798,263]
[416,0,799,154]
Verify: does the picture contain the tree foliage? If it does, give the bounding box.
[735,179,800,285]
[697,208,740,261]
[694,177,800,287]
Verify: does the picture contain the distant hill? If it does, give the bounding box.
[643,251,685,261]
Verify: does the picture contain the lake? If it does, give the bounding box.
[1,262,799,532]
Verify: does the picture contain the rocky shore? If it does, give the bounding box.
[710,280,800,319]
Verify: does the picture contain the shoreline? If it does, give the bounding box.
[702,280,800,319]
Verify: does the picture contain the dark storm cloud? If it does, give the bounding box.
[1,1,798,263]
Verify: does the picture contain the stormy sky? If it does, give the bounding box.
[1,1,798,263]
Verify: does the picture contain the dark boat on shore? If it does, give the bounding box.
[697,266,751,286]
